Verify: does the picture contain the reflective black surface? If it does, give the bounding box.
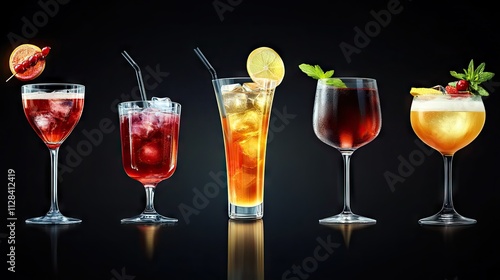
[12,212,500,279]
[3,0,500,279]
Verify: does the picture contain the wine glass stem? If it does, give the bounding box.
[48,147,61,215]
[341,151,354,214]
[143,185,157,214]
[441,154,455,212]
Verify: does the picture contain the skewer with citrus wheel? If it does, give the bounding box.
[246,46,285,88]
[6,43,51,82]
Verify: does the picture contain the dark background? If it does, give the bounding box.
[2,0,500,279]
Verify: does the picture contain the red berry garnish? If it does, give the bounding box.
[7,44,50,82]
[33,52,42,61]
[445,85,458,94]
[21,59,31,69]
[14,64,26,74]
[28,55,38,66]
[41,46,51,58]
[456,79,469,91]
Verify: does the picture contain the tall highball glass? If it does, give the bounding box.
[212,77,276,219]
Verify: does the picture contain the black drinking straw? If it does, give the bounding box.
[193,47,218,80]
[121,50,148,101]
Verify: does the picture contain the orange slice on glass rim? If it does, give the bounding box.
[410,87,443,96]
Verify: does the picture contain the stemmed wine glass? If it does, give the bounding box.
[22,83,85,224]
[410,94,485,225]
[313,78,382,224]
[118,99,181,224]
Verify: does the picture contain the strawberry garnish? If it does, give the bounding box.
[445,85,458,94]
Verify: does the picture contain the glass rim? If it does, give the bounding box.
[212,76,251,82]
[212,76,281,83]
[118,100,181,107]
[412,94,483,99]
[21,83,85,88]
[318,77,377,82]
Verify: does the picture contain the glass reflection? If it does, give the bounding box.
[227,219,264,280]
[322,224,373,247]
[29,224,78,274]
[420,224,474,243]
[136,224,163,259]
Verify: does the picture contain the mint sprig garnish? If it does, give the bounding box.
[449,59,495,96]
[298,63,346,87]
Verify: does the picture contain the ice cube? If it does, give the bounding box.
[221,83,243,93]
[251,92,271,112]
[34,114,54,131]
[240,136,259,162]
[131,113,156,137]
[432,85,447,94]
[224,93,248,113]
[228,110,260,134]
[151,96,172,111]
[230,169,256,189]
[50,100,72,118]
[242,82,260,92]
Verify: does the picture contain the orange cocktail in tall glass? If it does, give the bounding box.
[213,78,276,219]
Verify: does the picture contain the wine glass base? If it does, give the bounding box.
[121,213,178,224]
[26,213,82,225]
[319,212,376,225]
[418,211,476,226]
